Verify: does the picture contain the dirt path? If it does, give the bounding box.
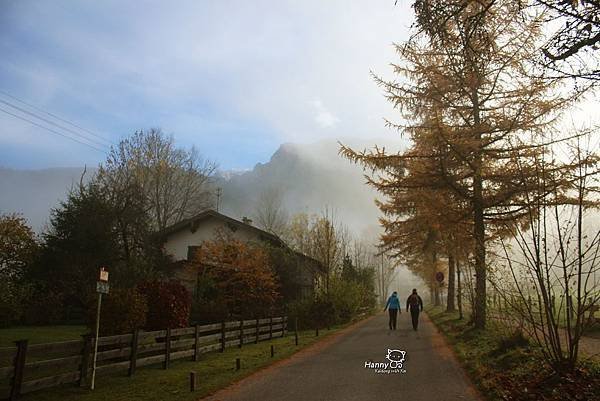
[201,312,481,401]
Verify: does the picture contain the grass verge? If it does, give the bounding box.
[0,325,87,347]
[427,306,600,401]
[17,318,367,401]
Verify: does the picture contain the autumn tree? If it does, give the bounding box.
[97,129,217,231]
[0,213,37,280]
[193,237,280,318]
[344,0,579,328]
[0,214,38,326]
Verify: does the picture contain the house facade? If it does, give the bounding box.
[159,210,323,301]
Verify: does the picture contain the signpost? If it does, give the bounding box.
[91,267,109,390]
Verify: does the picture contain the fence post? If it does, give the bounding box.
[282,316,287,337]
[269,316,273,340]
[190,371,196,392]
[294,317,299,346]
[238,320,243,349]
[236,357,240,371]
[9,339,28,401]
[220,321,226,352]
[193,324,200,362]
[79,334,92,386]
[315,326,319,337]
[270,345,274,358]
[128,329,139,377]
[255,319,259,344]
[163,328,171,370]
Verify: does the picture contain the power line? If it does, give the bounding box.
[0,99,111,151]
[0,89,115,146]
[0,106,108,154]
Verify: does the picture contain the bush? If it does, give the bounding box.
[0,282,32,328]
[190,298,229,324]
[137,280,191,330]
[88,287,147,335]
[286,297,335,329]
[286,298,312,330]
[329,280,364,323]
[286,277,376,330]
[22,287,64,325]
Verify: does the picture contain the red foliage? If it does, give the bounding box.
[137,280,191,329]
[194,238,280,318]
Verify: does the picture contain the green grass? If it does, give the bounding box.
[426,306,600,401]
[0,325,88,347]
[16,323,357,401]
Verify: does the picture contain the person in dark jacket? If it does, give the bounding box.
[406,289,423,331]
[384,291,401,330]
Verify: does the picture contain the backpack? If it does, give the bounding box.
[408,294,420,307]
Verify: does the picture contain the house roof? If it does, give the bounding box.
[290,249,327,275]
[158,209,285,247]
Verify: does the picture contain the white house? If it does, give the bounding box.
[158,209,324,300]
[160,209,284,262]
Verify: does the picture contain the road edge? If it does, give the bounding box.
[198,314,377,400]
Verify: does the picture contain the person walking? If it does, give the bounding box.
[406,289,423,331]
[384,291,401,330]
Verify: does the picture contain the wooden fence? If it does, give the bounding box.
[0,316,287,400]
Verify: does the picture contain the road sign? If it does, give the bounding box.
[99,267,109,282]
[435,272,444,283]
[96,281,110,294]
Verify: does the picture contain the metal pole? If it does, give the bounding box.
[91,292,102,390]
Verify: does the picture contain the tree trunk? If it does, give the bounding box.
[446,252,456,312]
[457,259,463,319]
[472,88,487,329]
[432,248,440,306]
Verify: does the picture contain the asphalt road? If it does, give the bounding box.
[202,312,481,401]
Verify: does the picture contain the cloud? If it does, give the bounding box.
[0,0,415,169]
[310,99,339,128]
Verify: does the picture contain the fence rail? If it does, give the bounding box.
[0,316,287,400]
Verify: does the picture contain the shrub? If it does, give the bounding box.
[22,287,64,325]
[287,297,335,329]
[88,287,147,335]
[137,280,191,329]
[192,238,280,318]
[329,280,363,324]
[190,298,229,324]
[286,298,314,330]
[493,329,529,355]
[0,282,32,328]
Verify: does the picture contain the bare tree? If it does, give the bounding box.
[98,129,217,231]
[376,251,398,304]
[491,128,600,374]
[253,186,288,237]
[533,0,600,81]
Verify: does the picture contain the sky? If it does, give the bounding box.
[0,1,414,170]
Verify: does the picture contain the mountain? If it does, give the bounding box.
[218,139,400,236]
[0,139,404,235]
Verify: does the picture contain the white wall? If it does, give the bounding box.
[163,216,263,261]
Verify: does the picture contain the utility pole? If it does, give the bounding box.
[215,187,222,212]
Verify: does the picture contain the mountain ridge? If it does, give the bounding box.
[0,139,403,235]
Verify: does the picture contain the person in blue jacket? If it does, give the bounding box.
[383,291,401,330]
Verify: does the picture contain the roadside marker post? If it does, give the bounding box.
[91,267,109,390]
